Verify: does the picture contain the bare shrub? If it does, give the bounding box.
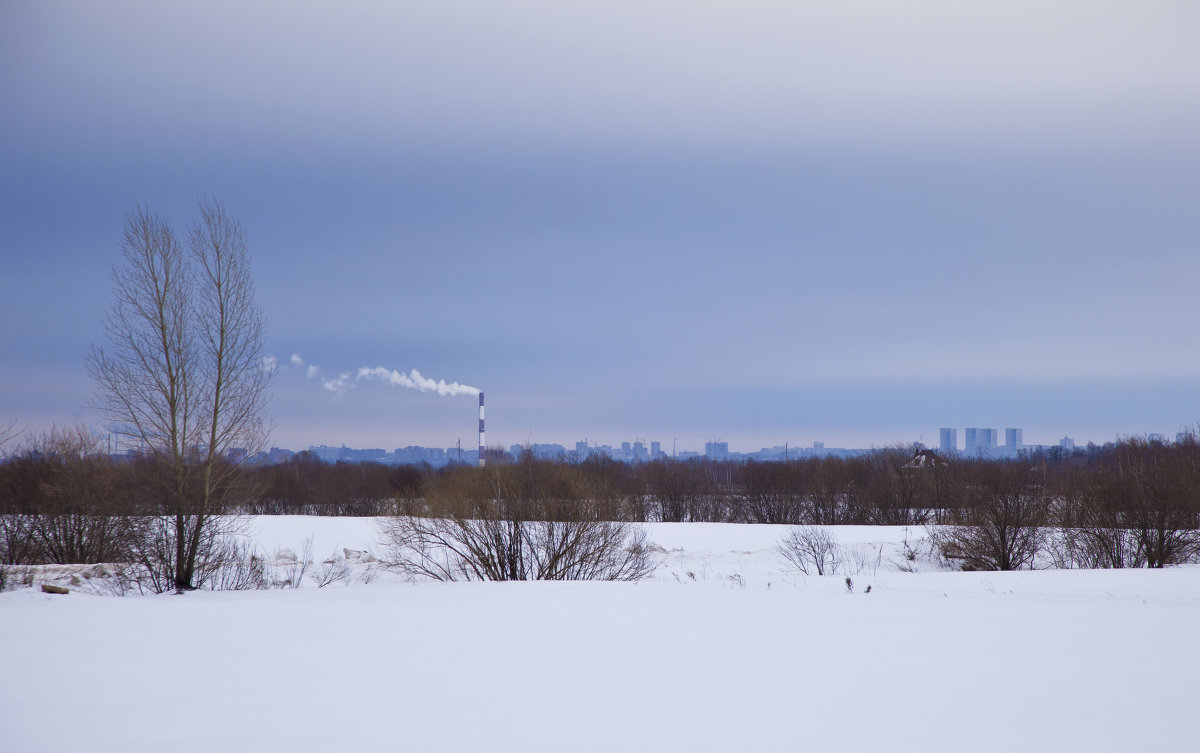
[0,515,38,566]
[380,515,655,582]
[842,545,882,576]
[359,563,378,585]
[314,552,351,588]
[381,458,658,581]
[897,527,927,567]
[103,562,150,596]
[276,536,313,588]
[1052,524,1144,569]
[777,525,843,576]
[202,537,269,591]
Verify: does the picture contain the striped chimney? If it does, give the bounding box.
[478,392,485,467]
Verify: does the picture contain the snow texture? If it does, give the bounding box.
[2,518,1197,752]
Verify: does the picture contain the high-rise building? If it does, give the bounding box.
[1005,428,1023,455]
[965,428,997,457]
[939,428,957,454]
[1060,436,1075,453]
[704,441,729,460]
[268,447,294,464]
[632,441,647,463]
[650,441,661,460]
[308,444,347,463]
[343,448,385,463]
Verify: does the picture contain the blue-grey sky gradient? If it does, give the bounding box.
[3,1,1199,453]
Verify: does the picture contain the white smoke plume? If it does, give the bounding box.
[268,353,476,399]
[356,367,479,397]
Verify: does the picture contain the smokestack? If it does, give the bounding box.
[478,391,485,467]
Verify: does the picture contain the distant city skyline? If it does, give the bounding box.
[4,3,1199,453]
[181,419,1184,469]
[259,420,1179,459]
[26,418,1191,469]
[205,423,1145,462]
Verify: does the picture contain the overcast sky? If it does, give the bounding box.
[3,1,1199,453]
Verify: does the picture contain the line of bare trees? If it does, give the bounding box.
[231,446,978,527]
[0,426,139,566]
[4,436,1200,576]
[0,425,263,588]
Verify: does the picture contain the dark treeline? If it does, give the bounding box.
[4,435,1200,569]
[0,426,262,580]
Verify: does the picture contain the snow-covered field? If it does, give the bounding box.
[2,518,1197,752]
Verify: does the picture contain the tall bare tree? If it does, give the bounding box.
[87,200,271,591]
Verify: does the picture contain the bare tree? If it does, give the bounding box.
[640,459,716,523]
[930,462,1051,571]
[850,447,931,526]
[87,200,271,592]
[1054,465,1144,569]
[1105,437,1200,568]
[0,420,21,460]
[806,457,849,524]
[738,460,806,524]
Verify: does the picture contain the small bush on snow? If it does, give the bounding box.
[777,525,843,576]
